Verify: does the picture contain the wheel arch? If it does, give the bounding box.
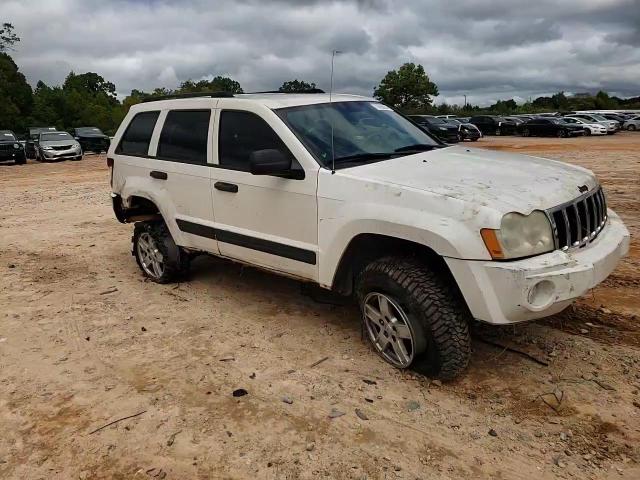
[330,233,459,297]
[114,192,164,223]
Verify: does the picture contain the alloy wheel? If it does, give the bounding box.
[137,232,165,278]
[362,292,416,368]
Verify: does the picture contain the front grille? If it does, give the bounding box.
[548,187,607,250]
[0,144,14,152]
[52,145,73,151]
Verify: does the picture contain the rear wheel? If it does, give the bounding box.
[557,129,567,138]
[522,128,530,137]
[133,221,190,283]
[356,257,471,380]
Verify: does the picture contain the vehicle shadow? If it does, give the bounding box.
[187,254,554,383]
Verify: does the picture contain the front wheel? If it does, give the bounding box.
[584,129,591,136]
[356,257,471,380]
[557,129,567,138]
[133,221,190,283]
[522,128,530,137]
[628,125,637,131]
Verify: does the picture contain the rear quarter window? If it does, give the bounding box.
[117,111,160,156]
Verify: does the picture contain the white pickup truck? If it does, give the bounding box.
[108,92,629,379]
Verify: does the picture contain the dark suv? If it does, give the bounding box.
[73,127,111,153]
[468,116,518,136]
[409,115,460,143]
[0,130,26,164]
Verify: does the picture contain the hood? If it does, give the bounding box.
[343,146,597,214]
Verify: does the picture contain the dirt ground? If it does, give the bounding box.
[1,133,639,480]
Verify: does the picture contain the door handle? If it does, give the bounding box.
[150,171,167,180]
[214,181,238,193]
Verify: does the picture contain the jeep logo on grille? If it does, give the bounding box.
[578,185,588,193]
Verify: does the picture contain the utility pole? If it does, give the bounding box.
[463,94,467,108]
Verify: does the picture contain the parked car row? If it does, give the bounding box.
[0,125,110,165]
[429,111,640,139]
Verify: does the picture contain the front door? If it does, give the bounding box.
[210,103,319,281]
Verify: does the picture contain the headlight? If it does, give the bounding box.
[13,143,20,149]
[42,146,53,150]
[438,127,447,131]
[481,210,554,259]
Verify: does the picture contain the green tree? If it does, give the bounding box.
[489,98,517,114]
[63,71,117,99]
[178,76,243,94]
[0,23,20,52]
[0,52,33,131]
[279,79,317,92]
[594,90,616,109]
[551,91,569,110]
[373,63,439,112]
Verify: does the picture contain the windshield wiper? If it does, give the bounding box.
[333,152,395,164]
[394,143,442,152]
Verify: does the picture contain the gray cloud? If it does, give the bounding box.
[3,0,639,105]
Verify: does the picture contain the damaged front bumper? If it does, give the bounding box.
[446,210,630,324]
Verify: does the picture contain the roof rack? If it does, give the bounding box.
[247,88,326,94]
[141,91,235,103]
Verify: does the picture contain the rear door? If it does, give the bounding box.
[149,108,217,253]
[209,101,319,281]
[113,105,217,253]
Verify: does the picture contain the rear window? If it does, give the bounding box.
[117,111,160,156]
[157,110,210,164]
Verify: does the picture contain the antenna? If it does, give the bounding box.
[330,50,342,174]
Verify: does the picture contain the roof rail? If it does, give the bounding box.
[141,91,235,103]
[247,88,326,94]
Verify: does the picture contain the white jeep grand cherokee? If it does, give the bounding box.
[108,92,629,379]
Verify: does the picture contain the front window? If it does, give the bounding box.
[276,101,441,169]
[1,132,16,141]
[40,132,73,141]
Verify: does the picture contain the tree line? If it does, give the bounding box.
[1,22,638,136]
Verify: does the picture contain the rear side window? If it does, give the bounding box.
[117,111,159,156]
[158,110,211,164]
[218,111,290,171]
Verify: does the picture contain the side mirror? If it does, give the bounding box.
[249,149,292,176]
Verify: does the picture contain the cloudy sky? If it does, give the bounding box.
[4,0,640,105]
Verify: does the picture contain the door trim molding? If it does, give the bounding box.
[176,219,316,265]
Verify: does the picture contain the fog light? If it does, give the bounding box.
[527,280,555,309]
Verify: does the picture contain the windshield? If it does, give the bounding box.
[276,101,441,169]
[77,127,104,135]
[421,116,446,124]
[590,115,607,121]
[1,132,16,141]
[41,132,73,141]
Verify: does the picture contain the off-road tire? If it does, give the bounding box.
[132,221,190,283]
[356,256,471,380]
